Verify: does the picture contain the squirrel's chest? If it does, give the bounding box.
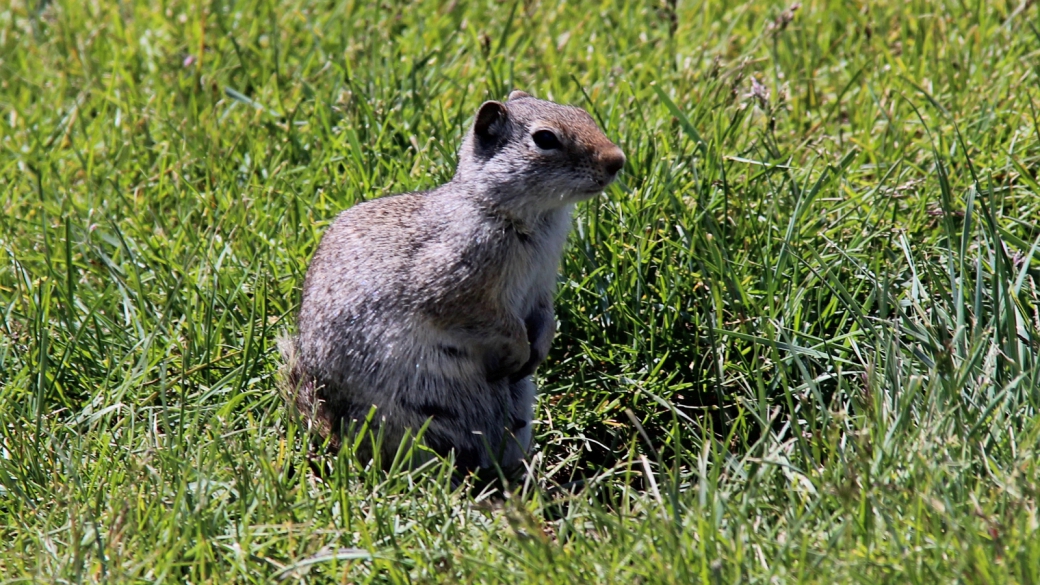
[497,211,573,310]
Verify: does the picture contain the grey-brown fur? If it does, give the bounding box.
[283,91,625,472]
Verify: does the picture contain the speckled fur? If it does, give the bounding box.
[283,91,625,472]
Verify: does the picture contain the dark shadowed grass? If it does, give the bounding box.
[2,0,1039,582]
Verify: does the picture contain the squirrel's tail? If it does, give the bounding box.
[275,332,307,406]
[276,333,341,451]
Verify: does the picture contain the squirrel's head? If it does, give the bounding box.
[456,90,625,214]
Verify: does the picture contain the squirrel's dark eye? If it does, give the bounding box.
[532,130,561,150]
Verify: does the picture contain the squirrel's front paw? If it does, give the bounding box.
[484,337,531,382]
[508,307,552,382]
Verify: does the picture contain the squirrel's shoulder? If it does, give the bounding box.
[330,189,430,227]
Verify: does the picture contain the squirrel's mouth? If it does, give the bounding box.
[573,177,616,198]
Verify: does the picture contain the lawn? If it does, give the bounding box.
[2,0,1039,582]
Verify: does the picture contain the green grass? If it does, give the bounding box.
[2,0,1040,581]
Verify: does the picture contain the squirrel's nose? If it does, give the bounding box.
[601,146,626,177]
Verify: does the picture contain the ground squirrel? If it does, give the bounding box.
[281,90,625,473]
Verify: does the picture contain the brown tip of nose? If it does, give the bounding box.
[602,147,626,176]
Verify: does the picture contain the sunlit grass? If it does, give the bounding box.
[1,0,1039,582]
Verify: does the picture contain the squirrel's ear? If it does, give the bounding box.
[474,101,508,142]
[507,90,531,101]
